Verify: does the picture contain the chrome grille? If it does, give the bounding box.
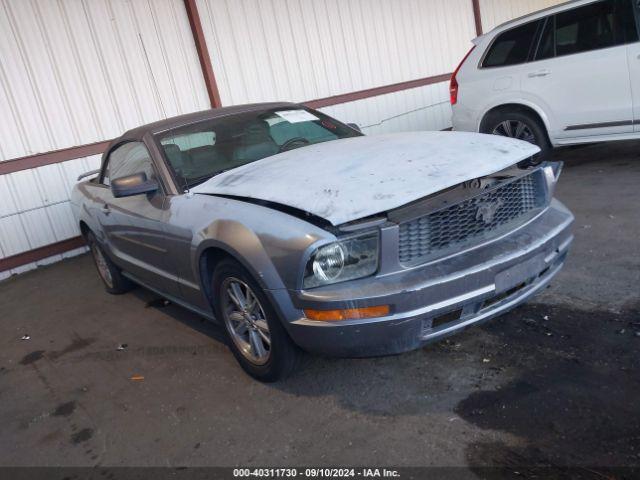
[398,171,546,266]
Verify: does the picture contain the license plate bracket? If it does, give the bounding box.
[495,254,545,294]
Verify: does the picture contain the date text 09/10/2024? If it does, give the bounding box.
[232,468,401,478]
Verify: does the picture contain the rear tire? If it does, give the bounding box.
[482,110,552,166]
[212,259,299,382]
[86,232,134,295]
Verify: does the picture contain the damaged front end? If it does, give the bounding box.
[285,162,573,357]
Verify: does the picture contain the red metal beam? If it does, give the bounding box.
[0,140,111,175]
[472,0,483,36]
[183,0,222,109]
[305,73,453,109]
[0,236,85,273]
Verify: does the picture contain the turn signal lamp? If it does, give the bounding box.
[304,305,390,322]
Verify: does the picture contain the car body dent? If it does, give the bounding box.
[191,131,540,226]
[287,199,574,356]
[160,193,333,297]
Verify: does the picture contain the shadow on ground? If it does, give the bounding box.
[0,141,639,468]
[456,302,640,476]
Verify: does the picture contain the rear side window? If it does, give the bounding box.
[535,0,638,60]
[616,0,639,43]
[536,17,555,60]
[483,20,541,68]
[555,0,617,55]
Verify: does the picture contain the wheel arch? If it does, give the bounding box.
[480,102,552,144]
[78,220,91,240]
[198,245,240,308]
[195,239,285,311]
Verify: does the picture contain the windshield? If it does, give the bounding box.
[155,107,361,189]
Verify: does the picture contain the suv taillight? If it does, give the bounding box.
[450,45,476,105]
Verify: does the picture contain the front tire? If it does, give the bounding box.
[212,259,299,382]
[482,110,552,166]
[86,232,134,295]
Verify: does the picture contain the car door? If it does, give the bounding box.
[97,141,180,297]
[521,0,635,140]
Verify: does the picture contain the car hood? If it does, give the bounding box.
[192,131,539,226]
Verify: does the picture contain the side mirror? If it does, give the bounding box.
[347,122,362,133]
[111,172,159,198]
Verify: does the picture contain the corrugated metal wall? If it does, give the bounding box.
[0,0,210,161]
[0,156,101,280]
[0,0,210,280]
[1,0,567,281]
[479,0,567,32]
[196,0,475,131]
[321,82,452,135]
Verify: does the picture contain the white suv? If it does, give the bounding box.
[451,0,640,161]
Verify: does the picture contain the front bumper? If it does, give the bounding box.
[282,199,574,357]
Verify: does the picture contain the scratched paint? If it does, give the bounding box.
[192,131,540,225]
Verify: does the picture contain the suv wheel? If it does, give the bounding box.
[86,232,134,294]
[212,259,299,382]
[482,110,551,166]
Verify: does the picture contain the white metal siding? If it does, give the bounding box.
[320,82,452,135]
[479,0,567,33]
[197,0,476,104]
[0,0,210,278]
[196,0,475,126]
[0,154,102,279]
[0,0,210,161]
[1,0,500,280]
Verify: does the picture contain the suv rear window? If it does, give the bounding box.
[482,20,541,68]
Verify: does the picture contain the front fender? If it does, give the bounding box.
[190,218,328,329]
[192,220,286,292]
[171,194,334,324]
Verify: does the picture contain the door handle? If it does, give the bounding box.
[528,69,550,78]
[101,204,111,215]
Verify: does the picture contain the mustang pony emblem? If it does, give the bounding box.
[475,198,504,224]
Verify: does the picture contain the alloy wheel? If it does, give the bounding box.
[492,120,537,144]
[91,243,113,288]
[221,277,271,365]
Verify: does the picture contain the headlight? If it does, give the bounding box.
[303,232,379,288]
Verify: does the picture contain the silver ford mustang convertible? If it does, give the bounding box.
[71,102,574,381]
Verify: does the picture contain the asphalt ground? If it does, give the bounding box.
[0,140,638,476]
